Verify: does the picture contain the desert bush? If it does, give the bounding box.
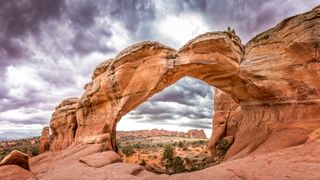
[216,138,231,159]
[172,142,177,146]
[121,145,134,156]
[166,156,185,174]
[178,141,184,148]
[162,145,174,160]
[31,146,39,156]
[140,159,147,166]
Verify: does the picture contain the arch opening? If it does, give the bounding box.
[115,77,219,174]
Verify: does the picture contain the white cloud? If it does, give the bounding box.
[156,12,210,48]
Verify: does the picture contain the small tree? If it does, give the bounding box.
[166,156,185,174]
[162,145,174,160]
[122,145,134,157]
[216,138,231,159]
[31,146,39,156]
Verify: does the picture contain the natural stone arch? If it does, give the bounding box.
[73,32,264,152]
[50,6,320,160]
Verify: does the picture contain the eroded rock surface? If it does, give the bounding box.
[208,89,241,157]
[0,165,33,180]
[50,97,78,151]
[79,151,122,168]
[49,6,320,162]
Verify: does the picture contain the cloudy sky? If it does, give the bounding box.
[0,0,319,139]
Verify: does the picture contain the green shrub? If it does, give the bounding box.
[162,145,174,160]
[178,141,183,148]
[166,156,185,174]
[172,142,177,146]
[31,146,39,156]
[122,145,134,157]
[216,138,231,159]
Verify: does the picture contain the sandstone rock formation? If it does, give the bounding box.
[50,97,78,151]
[3,5,320,179]
[208,89,241,157]
[117,129,207,139]
[39,127,50,153]
[50,5,320,162]
[187,129,207,139]
[0,150,30,170]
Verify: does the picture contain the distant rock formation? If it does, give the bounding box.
[117,129,207,139]
[39,127,50,154]
[49,5,320,162]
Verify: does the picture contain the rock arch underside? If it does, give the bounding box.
[29,6,320,179]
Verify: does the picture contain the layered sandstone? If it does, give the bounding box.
[50,98,78,151]
[117,129,207,139]
[207,89,241,157]
[50,6,320,162]
[39,127,50,153]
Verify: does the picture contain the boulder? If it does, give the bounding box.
[0,150,30,170]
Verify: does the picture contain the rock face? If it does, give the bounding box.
[117,129,207,139]
[50,97,78,151]
[0,165,33,180]
[187,129,207,139]
[0,150,30,170]
[50,6,320,162]
[208,89,241,157]
[39,127,50,153]
[79,151,122,168]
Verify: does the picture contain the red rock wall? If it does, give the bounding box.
[50,98,78,151]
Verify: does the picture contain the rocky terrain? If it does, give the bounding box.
[117,134,218,174]
[0,137,39,162]
[1,5,320,179]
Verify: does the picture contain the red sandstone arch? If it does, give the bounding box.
[73,32,263,152]
[51,7,320,160]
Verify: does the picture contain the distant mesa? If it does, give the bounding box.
[117,129,207,139]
